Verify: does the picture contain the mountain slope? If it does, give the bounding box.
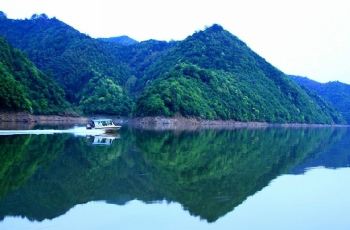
[116,39,176,78]
[292,76,350,123]
[0,37,70,114]
[0,13,133,115]
[134,25,344,123]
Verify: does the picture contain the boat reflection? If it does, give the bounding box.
[87,134,120,145]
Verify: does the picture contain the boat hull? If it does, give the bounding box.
[91,126,121,133]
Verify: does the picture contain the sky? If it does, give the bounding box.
[0,0,349,83]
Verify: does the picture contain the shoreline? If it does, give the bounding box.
[0,112,88,129]
[127,116,349,130]
[0,112,88,123]
[0,113,348,130]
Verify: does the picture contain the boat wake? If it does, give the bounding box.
[0,126,106,136]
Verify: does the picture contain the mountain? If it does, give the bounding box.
[133,25,344,123]
[118,39,176,74]
[0,13,133,115]
[98,35,138,46]
[0,37,70,114]
[0,13,345,123]
[291,76,350,123]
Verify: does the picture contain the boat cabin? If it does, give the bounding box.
[86,119,120,130]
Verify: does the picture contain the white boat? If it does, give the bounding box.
[86,119,121,132]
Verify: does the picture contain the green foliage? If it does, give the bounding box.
[80,76,134,115]
[0,63,31,111]
[136,63,344,123]
[116,39,176,80]
[133,25,344,123]
[0,15,132,104]
[0,37,70,114]
[292,76,350,123]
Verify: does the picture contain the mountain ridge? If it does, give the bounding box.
[133,24,344,123]
[0,13,346,124]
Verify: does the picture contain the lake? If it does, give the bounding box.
[0,126,350,229]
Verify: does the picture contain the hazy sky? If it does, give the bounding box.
[0,0,349,83]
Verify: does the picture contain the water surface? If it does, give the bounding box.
[0,126,349,229]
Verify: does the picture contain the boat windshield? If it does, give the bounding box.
[95,120,114,126]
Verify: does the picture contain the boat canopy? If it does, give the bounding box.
[91,119,114,126]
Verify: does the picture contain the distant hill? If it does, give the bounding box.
[98,35,138,46]
[0,37,70,114]
[0,13,345,123]
[292,76,350,123]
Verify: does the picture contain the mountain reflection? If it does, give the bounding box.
[0,128,349,222]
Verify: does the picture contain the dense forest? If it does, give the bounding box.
[0,12,132,115]
[0,12,347,124]
[292,76,350,124]
[0,37,70,114]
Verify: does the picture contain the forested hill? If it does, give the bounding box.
[292,76,350,123]
[134,25,344,123]
[0,13,133,115]
[0,37,70,114]
[0,13,346,124]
